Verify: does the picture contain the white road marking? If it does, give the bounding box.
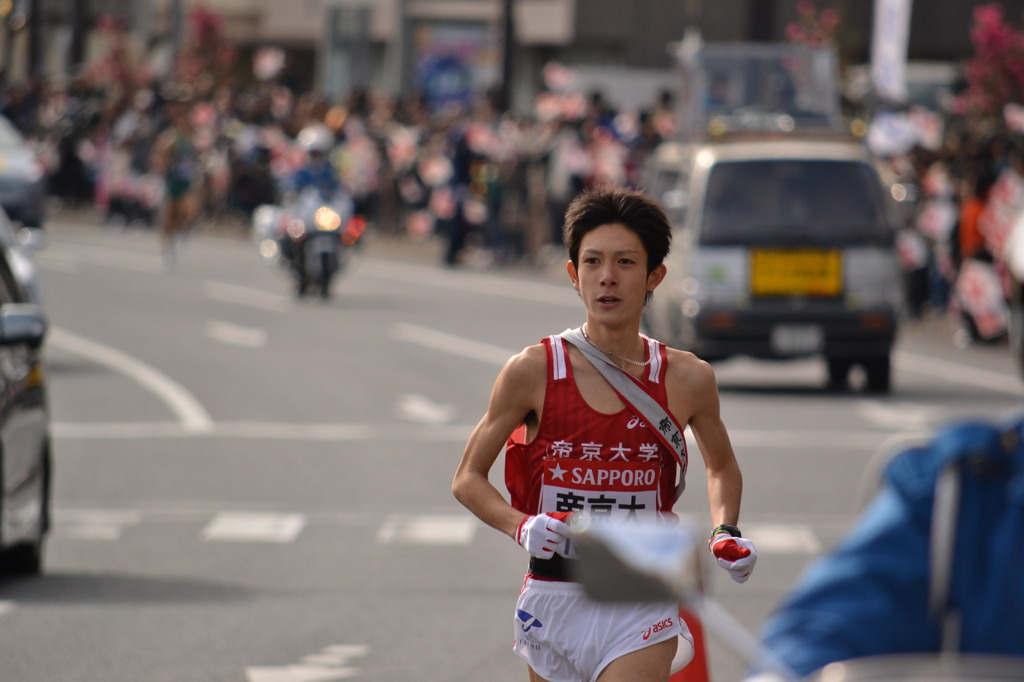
[202,512,307,543]
[392,322,512,366]
[50,419,896,451]
[205,320,268,348]
[376,514,477,545]
[895,350,1024,396]
[54,508,142,541]
[52,421,375,440]
[0,601,14,617]
[741,522,822,554]
[246,665,359,682]
[49,327,214,433]
[48,506,825,557]
[40,243,163,273]
[396,393,456,425]
[204,281,290,313]
[719,428,892,450]
[35,251,80,272]
[247,644,368,682]
[391,324,1024,403]
[856,400,937,430]
[361,257,578,307]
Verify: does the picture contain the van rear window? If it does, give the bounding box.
[700,160,892,245]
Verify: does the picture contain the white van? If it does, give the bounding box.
[643,137,903,392]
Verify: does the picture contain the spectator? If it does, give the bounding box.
[754,415,1024,679]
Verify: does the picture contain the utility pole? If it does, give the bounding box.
[26,0,42,77]
[133,0,154,51]
[68,0,89,73]
[391,0,412,97]
[498,0,514,112]
[170,0,184,53]
[748,0,776,42]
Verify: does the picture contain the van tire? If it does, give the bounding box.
[864,357,892,394]
[826,358,851,390]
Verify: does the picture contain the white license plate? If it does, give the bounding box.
[771,324,823,355]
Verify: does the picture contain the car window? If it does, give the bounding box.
[700,159,892,246]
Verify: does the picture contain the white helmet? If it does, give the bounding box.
[297,125,333,154]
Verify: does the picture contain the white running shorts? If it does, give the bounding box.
[513,578,693,682]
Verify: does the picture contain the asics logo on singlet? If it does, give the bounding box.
[516,609,543,633]
[642,618,674,641]
[627,415,646,429]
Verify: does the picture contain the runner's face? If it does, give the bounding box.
[569,223,664,327]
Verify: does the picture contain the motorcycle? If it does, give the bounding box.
[252,186,365,298]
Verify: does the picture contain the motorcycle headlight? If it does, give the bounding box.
[286,220,306,240]
[315,207,341,231]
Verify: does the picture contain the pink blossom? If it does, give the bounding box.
[796,0,816,17]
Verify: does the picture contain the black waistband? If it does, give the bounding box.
[528,553,578,581]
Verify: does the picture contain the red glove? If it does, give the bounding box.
[516,512,574,558]
[709,531,757,583]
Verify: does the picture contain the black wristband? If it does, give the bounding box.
[712,524,742,538]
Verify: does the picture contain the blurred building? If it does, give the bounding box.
[5,0,1024,114]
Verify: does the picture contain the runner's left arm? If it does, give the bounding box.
[669,354,742,528]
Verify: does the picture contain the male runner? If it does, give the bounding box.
[452,186,756,681]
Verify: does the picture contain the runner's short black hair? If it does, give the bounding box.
[563,186,671,273]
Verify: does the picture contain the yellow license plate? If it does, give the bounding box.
[750,249,842,297]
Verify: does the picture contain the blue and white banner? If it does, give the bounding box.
[871,0,913,103]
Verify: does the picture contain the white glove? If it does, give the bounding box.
[709,533,757,583]
[515,512,574,558]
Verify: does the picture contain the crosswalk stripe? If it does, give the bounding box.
[53,509,142,541]
[202,512,307,543]
[376,514,477,545]
[742,522,822,554]
[47,507,826,554]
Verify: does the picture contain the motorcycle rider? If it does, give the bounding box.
[291,125,340,198]
[279,124,357,297]
[279,125,341,271]
[750,414,1024,680]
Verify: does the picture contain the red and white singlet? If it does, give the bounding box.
[504,335,685,522]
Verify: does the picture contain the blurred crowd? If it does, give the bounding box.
[0,74,677,269]
[888,126,1024,342]
[7,69,1024,340]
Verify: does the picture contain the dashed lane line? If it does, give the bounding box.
[358,257,578,308]
[37,242,163,274]
[894,349,1024,397]
[202,512,307,543]
[48,506,824,555]
[395,324,1024,399]
[204,281,291,313]
[392,322,513,366]
[376,514,477,545]
[205,319,269,349]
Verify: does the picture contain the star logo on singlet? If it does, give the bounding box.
[549,463,567,481]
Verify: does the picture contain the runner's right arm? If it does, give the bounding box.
[452,345,545,540]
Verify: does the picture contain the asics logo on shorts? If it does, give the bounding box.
[642,617,674,640]
[516,609,543,633]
